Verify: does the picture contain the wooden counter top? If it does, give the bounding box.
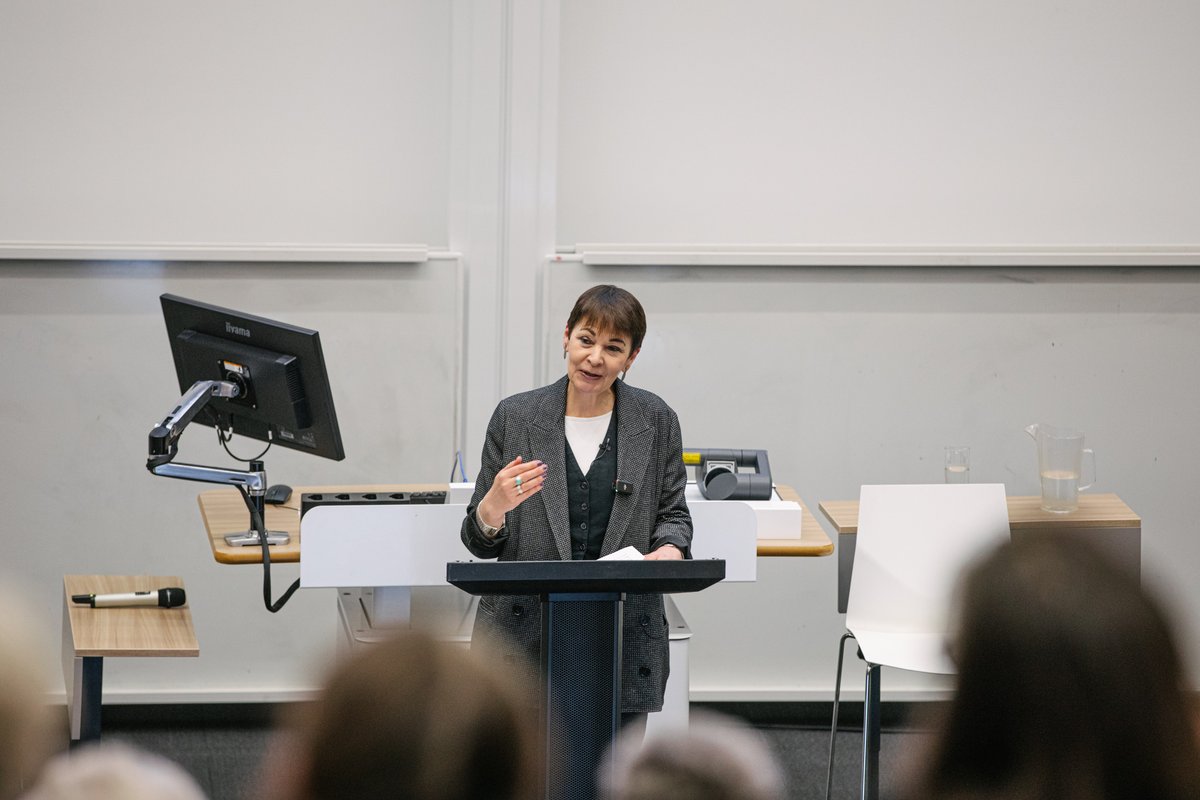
[818,492,1140,535]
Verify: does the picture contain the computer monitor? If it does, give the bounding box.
[159,294,345,461]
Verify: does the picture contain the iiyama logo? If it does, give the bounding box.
[225,321,251,338]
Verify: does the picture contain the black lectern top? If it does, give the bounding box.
[446,559,725,596]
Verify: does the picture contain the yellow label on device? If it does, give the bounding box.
[681,451,702,465]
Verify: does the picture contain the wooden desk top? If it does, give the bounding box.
[197,483,833,564]
[818,492,1140,535]
[198,483,445,565]
[766,485,834,557]
[63,575,199,658]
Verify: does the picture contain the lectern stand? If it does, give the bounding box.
[447,559,725,800]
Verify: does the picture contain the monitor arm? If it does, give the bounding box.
[146,380,265,492]
[146,380,286,546]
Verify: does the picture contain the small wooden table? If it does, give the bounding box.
[62,575,199,743]
[818,492,1141,612]
[196,483,833,564]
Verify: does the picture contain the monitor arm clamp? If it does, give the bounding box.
[145,379,287,546]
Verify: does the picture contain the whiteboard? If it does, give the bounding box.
[0,1,451,260]
[557,1,1200,259]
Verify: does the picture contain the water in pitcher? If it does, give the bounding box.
[1027,424,1096,513]
[1040,468,1079,512]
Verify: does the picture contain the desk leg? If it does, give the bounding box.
[61,598,103,745]
[66,656,103,747]
[861,664,880,800]
[838,534,855,614]
[78,657,104,744]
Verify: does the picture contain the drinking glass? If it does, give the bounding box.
[945,446,970,484]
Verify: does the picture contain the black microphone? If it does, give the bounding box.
[596,436,611,459]
[71,588,187,609]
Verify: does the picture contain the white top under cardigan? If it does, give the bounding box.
[565,411,612,475]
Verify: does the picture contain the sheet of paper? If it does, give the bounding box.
[599,545,644,561]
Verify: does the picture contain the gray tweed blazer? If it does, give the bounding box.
[461,375,693,712]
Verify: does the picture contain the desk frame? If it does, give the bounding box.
[62,575,198,744]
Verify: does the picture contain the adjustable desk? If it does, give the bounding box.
[819,492,1141,613]
[196,483,832,564]
[196,482,830,736]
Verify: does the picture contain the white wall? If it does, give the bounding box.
[0,1,452,258]
[2,1,1199,704]
[558,0,1200,250]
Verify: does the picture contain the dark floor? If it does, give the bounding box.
[86,702,934,800]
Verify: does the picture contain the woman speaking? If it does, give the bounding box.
[460,284,693,724]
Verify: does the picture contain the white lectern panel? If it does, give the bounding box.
[301,505,474,588]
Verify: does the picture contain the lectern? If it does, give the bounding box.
[447,558,725,800]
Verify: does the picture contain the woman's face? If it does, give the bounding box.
[563,321,639,400]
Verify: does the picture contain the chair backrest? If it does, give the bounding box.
[847,484,1010,639]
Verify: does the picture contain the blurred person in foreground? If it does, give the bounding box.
[21,743,206,800]
[599,710,786,800]
[258,628,540,800]
[0,589,57,800]
[905,535,1200,800]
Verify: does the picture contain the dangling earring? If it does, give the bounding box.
[562,348,567,359]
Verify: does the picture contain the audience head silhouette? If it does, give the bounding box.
[265,628,539,800]
[21,743,207,800]
[911,535,1200,800]
[0,588,56,800]
[600,710,786,800]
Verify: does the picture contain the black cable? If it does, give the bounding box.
[216,425,273,463]
[237,484,300,613]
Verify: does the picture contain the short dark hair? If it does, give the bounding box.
[909,536,1200,800]
[566,285,647,352]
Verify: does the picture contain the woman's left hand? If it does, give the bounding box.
[643,544,683,561]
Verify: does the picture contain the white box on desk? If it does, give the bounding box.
[684,483,801,579]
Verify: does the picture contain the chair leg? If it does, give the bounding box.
[825,632,856,800]
[861,663,881,800]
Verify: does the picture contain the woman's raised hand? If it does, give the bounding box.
[477,456,548,528]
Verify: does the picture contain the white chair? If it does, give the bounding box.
[825,483,1010,800]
